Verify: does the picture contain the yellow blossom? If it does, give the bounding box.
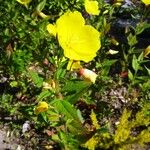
[67,60,82,70]
[79,68,98,83]
[85,0,100,15]
[47,11,100,62]
[47,24,57,37]
[141,0,150,5]
[34,101,48,115]
[16,0,31,5]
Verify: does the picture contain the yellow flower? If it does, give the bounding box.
[85,0,100,15]
[16,0,31,5]
[47,24,57,37]
[34,101,48,115]
[141,0,150,5]
[47,11,100,62]
[79,68,98,83]
[67,60,82,70]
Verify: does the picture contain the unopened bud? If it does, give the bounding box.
[79,68,98,83]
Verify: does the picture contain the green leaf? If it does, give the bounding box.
[10,81,18,87]
[138,52,144,62]
[100,59,117,76]
[55,61,67,80]
[36,0,47,12]
[145,66,150,76]
[132,55,139,72]
[50,99,79,120]
[141,80,150,91]
[135,22,150,35]
[37,90,52,101]
[127,33,137,47]
[62,80,90,104]
[128,70,134,81]
[63,80,90,93]
[50,99,87,135]
[29,71,43,88]
[77,109,84,123]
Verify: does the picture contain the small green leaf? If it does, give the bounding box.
[145,66,150,76]
[138,52,144,62]
[10,81,18,87]
[63,80,90,93]
[127,33,137,47]
[77,109,84,123]
[36,0,47,12]
[135,22,150,35]
[128,70,134,81]
[50,99,79,120]
[132,55,139,72]
[62,80,90,104]
[101,59,117,76]
[37,90,52,101]
[50,100,87,135]
[29,71,43,88]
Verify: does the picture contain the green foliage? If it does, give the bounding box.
[114,109,132,144]
[62,80,90,104]
[114,107,150,149]
[50,99,87,135]
[0,0,150,149]
[29,71,43,88]
[82,106,150,150]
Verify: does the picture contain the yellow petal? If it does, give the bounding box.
[80,68,98,83]
[144,45,150,58]
[34,101,48,115]
[67,60,82,70]
[56,12,100,62]
[141,0,150,5]
[85,0,100,15]
[63,25,100,62]
[47,24,57,37]
[16,0,31,5]
[56,11,85,29]
[50,11,101,62]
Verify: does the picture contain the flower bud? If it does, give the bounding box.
[34,101,48,115]
[79,68,98,83]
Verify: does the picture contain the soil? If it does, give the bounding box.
[0,128,23,150]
